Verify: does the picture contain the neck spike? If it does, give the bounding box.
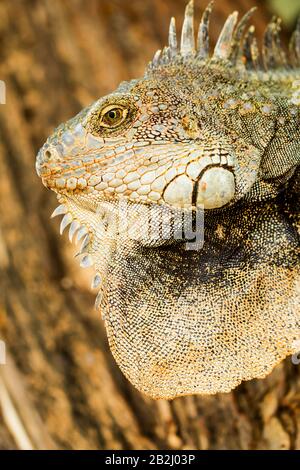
[243,25,260,70]
[263,17,287,70]
[148,1,297,73]
[168,17,178,57]
[213,11,238,61]
[180,0,195,57]
[289,17,300,66]
[229,7,257,64]
[197,1,214,59]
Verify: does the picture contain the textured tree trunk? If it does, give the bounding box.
[0,0,299,450]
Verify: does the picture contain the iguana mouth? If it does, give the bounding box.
[39,142,237,210]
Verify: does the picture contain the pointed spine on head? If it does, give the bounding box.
[213,11,238,61]
[289,17,300,67]
[180,0,195,57]
[168,17,178,57]
[197,1,214,59]
[148,0,298,73]
[263,17,287,70]
[152,49,162,67]
[242,25,260,70]
[161,46,171,64]
[228,7,257,64]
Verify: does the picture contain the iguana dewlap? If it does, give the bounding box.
[36,1,300,399]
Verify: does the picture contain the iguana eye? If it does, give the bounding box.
[100,105,128,128]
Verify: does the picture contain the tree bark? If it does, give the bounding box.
[0,0,299,450]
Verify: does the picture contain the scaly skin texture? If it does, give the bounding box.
[36,1,300,399]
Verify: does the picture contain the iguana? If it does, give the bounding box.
[36,1,300,399]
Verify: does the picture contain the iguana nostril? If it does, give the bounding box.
[40,145,63,164]
[36,145,62,178]
[44,150,52,160]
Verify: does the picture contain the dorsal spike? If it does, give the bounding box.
[229,7,257,64]
[296,17,300,58]
[168,17,178,57]
[149,2,290,72]
[180,0,195,57]
[289,17,300,66]
[263,18,276,68]
[289,33,296,66]
[161,46,171,64]
[197,1,214,59]
[152,49,162,67]
[242,25,260,70]
[263,17,286,70]
[274,18,287,66]
[213,11,239,61]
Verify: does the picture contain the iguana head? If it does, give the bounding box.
[36,0,300,399]
[36,2,266,213]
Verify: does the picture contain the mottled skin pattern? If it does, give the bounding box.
[36,1,299,399]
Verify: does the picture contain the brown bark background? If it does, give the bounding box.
[0,0,299,450]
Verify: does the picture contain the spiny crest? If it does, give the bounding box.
[148,0,300,72]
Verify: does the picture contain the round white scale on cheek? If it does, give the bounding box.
[196,167,235,209]
[163,175,193,206]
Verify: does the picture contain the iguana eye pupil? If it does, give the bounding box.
[108,110,118,119]
[101,106,127,127]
